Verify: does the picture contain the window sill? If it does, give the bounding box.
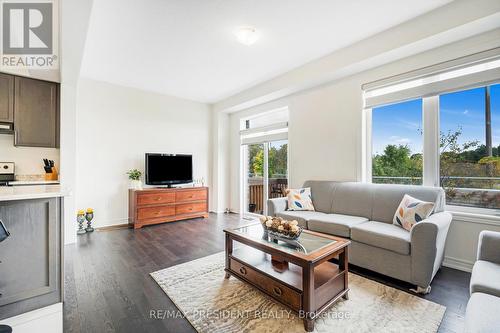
[447,206,500,226]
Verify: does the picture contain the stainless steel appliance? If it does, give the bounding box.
[0,162,15,186]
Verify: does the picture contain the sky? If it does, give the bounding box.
[372,84,500,156]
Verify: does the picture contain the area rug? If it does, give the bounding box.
[151,252,445,333]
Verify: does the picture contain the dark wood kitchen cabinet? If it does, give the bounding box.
[14,76,59,148]
[0,73,14,122]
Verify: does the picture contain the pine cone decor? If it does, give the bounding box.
[271,219,281,229]
[260,216,303,240]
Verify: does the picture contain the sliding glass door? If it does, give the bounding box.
[243,140,288,216]
[245,144,265,215]
[268,140,288,200]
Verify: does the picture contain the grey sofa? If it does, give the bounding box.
[268,181,452,293]
[465,230,500,333]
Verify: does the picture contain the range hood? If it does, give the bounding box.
[0,123,14,135]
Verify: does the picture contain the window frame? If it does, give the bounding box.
[364,85,500,217]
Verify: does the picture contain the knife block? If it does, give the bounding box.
[45,167,58,181]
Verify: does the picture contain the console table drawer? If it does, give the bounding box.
[176,190,207,202]
[138,206,175,220]
[137,192,175,206]
[229,258,301,311]
[176,202,206,215]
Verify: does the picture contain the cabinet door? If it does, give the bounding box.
[0,73,14,122]
[14,77,59,148]
[0,198,61,319]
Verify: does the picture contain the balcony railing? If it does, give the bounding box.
[247,177,288,214]
[373,176,500,209]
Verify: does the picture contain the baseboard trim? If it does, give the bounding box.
[96,223,130,231]
[443,256,473,272]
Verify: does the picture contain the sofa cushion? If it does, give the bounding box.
[286,187,315,211]
[393,194,434,231]
[470,260,500,298]
[276,211,328,228]
[465,292,500,333]
[331,182,373,219]
[351,221,411,255]
[371,183,445,223]
[308,214,368,238]
[303,180,337,213]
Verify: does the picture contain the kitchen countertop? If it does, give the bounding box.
[8,180,60,186]
[0,185,69,201]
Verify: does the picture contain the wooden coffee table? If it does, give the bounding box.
[224,222,350,332]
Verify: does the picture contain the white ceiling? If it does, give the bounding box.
[80,0,451,103]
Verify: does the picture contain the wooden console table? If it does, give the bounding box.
[128,187,208,229]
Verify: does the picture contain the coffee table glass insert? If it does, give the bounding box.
[232,223,337,255]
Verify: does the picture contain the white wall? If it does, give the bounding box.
[210,110,230,213]
[75,78,211,228]
[60,0,95,244]
[0,135,59,175]
[226,28,500,271]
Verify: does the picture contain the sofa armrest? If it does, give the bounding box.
[267,197,288,217]
[477,230,500,264]
[410,211,452,288]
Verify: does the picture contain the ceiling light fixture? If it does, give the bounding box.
[234,26,259,46]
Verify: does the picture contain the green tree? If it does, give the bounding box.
[250,143,288,177]
[440,128,479,190]
[372,145,422,184]
[252,149,264,176]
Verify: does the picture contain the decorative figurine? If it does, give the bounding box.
[77,210,86,235]
[85,208,94,232]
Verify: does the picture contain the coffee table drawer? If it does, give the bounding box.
[229,258,301,311]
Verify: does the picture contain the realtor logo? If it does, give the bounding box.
[2,3,52,54]
[1,1,58,70]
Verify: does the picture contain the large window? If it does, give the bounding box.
[372,99,423,185]
[368,84,500,211]
[439,86,499,209]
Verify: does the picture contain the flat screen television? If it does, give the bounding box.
[145,153,193,186]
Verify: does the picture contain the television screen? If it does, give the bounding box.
[145,154,193,185]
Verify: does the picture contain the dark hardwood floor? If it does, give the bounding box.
[64,213,470,333]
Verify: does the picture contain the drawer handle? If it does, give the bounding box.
[239,267,247,275]
[155,197,161,201]
[272,286,282,296]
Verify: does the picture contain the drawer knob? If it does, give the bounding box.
[155,197,161,201]
[239,267,247,275]
[272,286,282,296]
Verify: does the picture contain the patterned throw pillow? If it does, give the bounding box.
[393,194,434,231]
[286,187,315,211]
